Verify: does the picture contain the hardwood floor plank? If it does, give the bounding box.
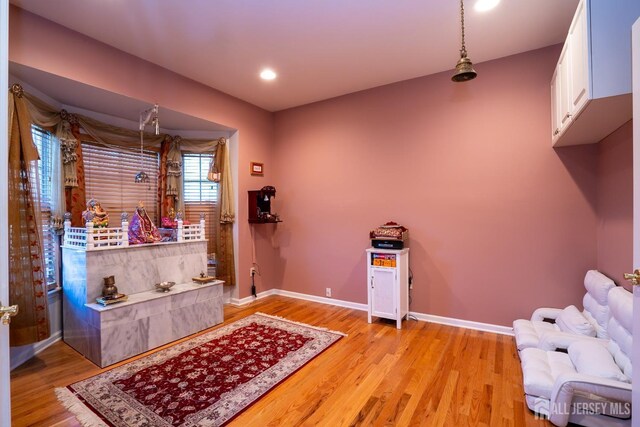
[10,295,552,426]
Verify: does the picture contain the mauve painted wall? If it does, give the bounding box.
[8,7,277,299]
[11,6,626,325]
[272,45,598,326]
[596,121,633,290]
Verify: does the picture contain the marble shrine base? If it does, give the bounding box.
[62,241,224,367]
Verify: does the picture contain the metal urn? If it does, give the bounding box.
[102,275,118,298]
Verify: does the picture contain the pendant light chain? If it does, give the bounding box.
[451,0,476,82]
[135,105,158,184]
[460,0,467,57]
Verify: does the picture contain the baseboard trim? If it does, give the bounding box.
[408,312,514,336]
[276,289,368,312]
[228,289,278,307]
[225,289,513,336]
[10,330,62,371]
[227,289,367,311]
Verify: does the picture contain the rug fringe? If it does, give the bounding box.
[255,312,348,336]
[55,387,109,427]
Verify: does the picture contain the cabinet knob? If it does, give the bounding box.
[564,113,572,119]
[553,129,559,136]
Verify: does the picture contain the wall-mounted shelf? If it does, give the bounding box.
[248,218,283,224]
[248,187,282,224]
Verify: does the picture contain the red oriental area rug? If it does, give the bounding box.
[56,313,345,426]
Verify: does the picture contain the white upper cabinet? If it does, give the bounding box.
[569,0,588,117]
[551,0,640,147]
[552,45,572,139]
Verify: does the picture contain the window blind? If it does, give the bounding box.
[83,143,160,224]
[32,126,57,289]
[183,153,217,254]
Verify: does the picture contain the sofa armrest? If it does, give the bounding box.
[549,373,632,427]
[531,307,563,322]
[537,331,608,351]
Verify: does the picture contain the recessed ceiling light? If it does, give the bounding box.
[474,0,500,12]
[260,68,277,81]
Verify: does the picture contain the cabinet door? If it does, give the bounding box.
[551,67,560,140]
[569,0,589,116]
[553,45,572,139]
[371,269,396,319]
[559,48,572,129]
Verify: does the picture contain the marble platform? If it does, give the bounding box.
[64,240,209,299]
[62,241,224,367]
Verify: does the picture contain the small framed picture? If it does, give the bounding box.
[250,162,264,176]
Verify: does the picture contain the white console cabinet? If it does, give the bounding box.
[551,0,640,147]
[366,248,409,329]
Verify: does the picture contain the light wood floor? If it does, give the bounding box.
[10,295,551,426]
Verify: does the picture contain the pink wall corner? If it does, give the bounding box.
[9,6,277,298]
[596,120,633,290]
[272,45,598,326]
[238,124,281,298]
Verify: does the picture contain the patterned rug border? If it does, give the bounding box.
[56,312,346,427]
[253,312,348,337]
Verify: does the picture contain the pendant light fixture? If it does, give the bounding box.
[135,104,159,183]
[452,0,477,82]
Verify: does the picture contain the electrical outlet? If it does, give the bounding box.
[325,288,332,297]
[250,267,257,277]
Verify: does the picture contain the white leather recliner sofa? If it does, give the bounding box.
[518,286,633,426]
[513,270,615,351]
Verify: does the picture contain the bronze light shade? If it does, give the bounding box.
[452,0,477,82]
[452,54,477,82]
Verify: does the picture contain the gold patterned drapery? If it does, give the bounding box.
[18,91,85,225]
[8,84,50,346]
[167,136,183,210]
[59,111,79,188]
[215,138,236,287]
[21,93,80,190]
[158,135,174,219]
[158,135,185,220]
[64,117,87,227]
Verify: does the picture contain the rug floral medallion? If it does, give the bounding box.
[57,313,345,427]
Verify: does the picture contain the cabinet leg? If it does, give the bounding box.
[396,318,401,329]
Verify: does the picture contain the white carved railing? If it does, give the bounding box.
[62,212,206,250]
[177,213,206,242]
[63,212,129,250]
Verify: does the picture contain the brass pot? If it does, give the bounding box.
[102,275,118,297]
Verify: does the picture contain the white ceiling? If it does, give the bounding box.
[10,0,578,112]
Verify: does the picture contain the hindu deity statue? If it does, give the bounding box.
[82,198,109,228]
[128,201,161,244]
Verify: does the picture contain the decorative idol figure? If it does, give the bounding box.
[128,201,161,244]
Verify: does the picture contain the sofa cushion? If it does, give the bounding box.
[555,305,596,337]
[582,270,615,338]
[568,341,630,383]
[606,287,634,378]
[513,319,557,351]
[520,348,575,399]
[583,270,615,305]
